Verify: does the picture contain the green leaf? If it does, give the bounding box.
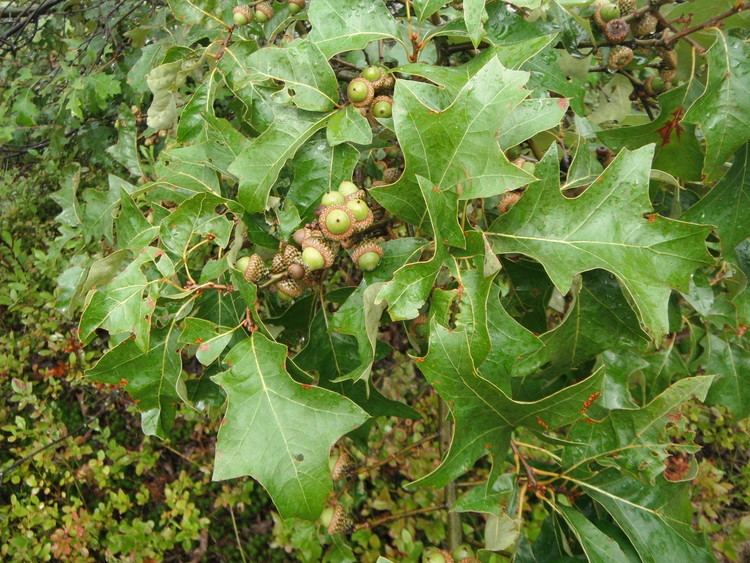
[308,0,401,58]
[562,376,714,481]
[376,246,445,321]
[556,505,631,563]
[159,192,234,257]
[79,252,159,351]
[413,0,445,20]
[416,176,465,249]
[699,334,750,419]
[329,282,387,382]
[229,103,330,212]
[116,189,159,250]
[410,321,605,488]
[498,97,569,150]
[87,327,182,438]
[684,33,750,179]
[211,333,368,520]
[489,144,712,340]
[583,471,715,563]
[326,105,373,146]
[179,317,238,366]
[514,271,650,382]
[463,0,487,47]
[598,84,704,181]
[247,39,338,112]
[683,143,750,269]
[371,56,535,225]
[287,136,359,216]
[145,61,186,130]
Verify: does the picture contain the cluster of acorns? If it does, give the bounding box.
[232,0,305,25]
[346,65,395,121]
[235,181,384,299]
[592,0,678,91]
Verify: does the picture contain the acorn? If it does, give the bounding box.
[351,240,383,271]
[632,12,658,37]
[608,45,634,70]
[360,65,385,83]
[287,262,307,280]
[236,253,268,282]
[276,278,303,298]
[325,504,353,535]
[301,237,335,268]
[254,2,274,22]
[617,0,635,15]
[604,18,629,43]
[346,198,371,222]
[330,449,355,480]
[232,5,253,25]
[423,548,454,563]
[594,2,620,29]
[660,67,676,85]
[319,205,355,240]
[347,77,374,108]
[293,227,317,245]
[660,48,678,70]
[372,71,395,93]
[321,191,346,206]
[288,0,305,13]
[645,75,666,97]
[338,180,360,198]
[370,95,393,119]
[383,167,401,184]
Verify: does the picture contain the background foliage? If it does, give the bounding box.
[1,0,749,561]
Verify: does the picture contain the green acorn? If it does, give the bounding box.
[423,548,454,563]
[347,77,374,108]
[321,191,346,206]
[608,45,634,70]
[370,95,393,119]
[236,253,268,282]
[288,0,305,13]
[254,2,274,22]
[319,205,355,240]
[645,75,666,96]
[301,237,335,268]
[360,65,384,83]
[232,5,253,25]
[352,240,383,271]
[599,2,620,22]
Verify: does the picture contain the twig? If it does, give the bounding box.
[439,398,461,551]
[229,505,249,563]
[356,504,448,530]
[664,2,749,48]
[653,11,705,54]
[511,441,538,490]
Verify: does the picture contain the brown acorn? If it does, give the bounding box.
[617,0,635,15]
[383,167,401,184]
[238,253,268,282]
[660,67,677,85]
[608,45,634,70]
[326,504,353,535]
[659,48,678,70]
[276,278,303,298]
[271,252,287,274]
[301,237,335,268]
[604,18,629,43]
[372,72,395,93]
[331,450,355,480]
[319,205,355,241]
[287,262,307,280]
[631,12,658,37]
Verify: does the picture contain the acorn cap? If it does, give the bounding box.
[632,12,658,37]
[331,450,354,480]
[383,167,401,184]
[276,278,303,298]
[370,95,393,119]
[283,244,301,264]
[604,18,629,43]
[608,45,634,70]
[271,252,287,274]
[232,5,253,25]
[617,0,635,15]
[254,2,274,21]
[659,48,678,70]
[352,207,374,232]
[351,240,383,264]
[372,71,395,93]
[319,205,355,241]
[347,77,374,108]
[326,504,353,535]
[301,237,335,268]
